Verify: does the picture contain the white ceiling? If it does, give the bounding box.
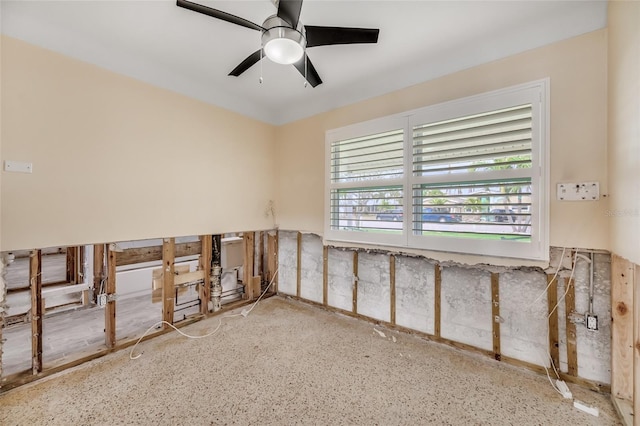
[1,1,607,125]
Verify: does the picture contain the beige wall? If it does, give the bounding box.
[276,30,609,267]
[1,36,277,251]
[608,1,640,265]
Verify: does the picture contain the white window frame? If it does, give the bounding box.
[325,79,549,261]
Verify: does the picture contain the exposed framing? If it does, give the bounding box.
[105,245,117,348]
[1,231,275,392]
[546,274,560,370]
[162,238,176,327]
[199,236,212,316]
[491,273,501,361]
[564,277,577,377]
[29,250,43,374]
[281,242,611,395]
[244,232,255,300]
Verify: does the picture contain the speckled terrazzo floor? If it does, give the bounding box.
[0,296,621,425]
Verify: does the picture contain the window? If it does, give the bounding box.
[325,80,549,260]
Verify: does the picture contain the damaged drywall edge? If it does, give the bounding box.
[0,253,8,379]
[277,229,610,273]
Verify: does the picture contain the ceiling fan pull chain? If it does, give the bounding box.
[259,48,264,84]
[304,50,308,88]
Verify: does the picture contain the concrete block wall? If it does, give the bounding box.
[327,249,353,312]
[573,253,611,384]
[356,253,390,322]
[395,257,435,334]
[299,234,323,304]
[279,232,612,388]
[499,270,549,366]
[440,266,493,352]
[277,231,297,296]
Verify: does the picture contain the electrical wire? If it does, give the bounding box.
[548,251,578,319]
[534,348,564,396]
[129,268,279,360]
[528,247,566,309]
[525,247,567,390]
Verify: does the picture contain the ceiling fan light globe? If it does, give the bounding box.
[261,23,306,65]
[264,38,304,64]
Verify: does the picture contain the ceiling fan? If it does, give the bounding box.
[176,0,380,87]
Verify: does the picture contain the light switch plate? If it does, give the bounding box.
[4,160,33,173]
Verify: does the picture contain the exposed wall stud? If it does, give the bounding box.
[29,250,43,374]
[93,244,105,304]
[199,235,212,315]
[491,273,501,361]
[390,255,396,325]
[611,254,634,401]
[105,245,117,347]
[267,231,278,292]
[161,238,175,328]
[243,232,255,300]
[258,231,265,282]
[634,264,639,424]
[546,274,560,370]
[434,264,442,338]
[323,246,328,306]
[66,247,76,283]
[352,251,358,314]
[296,232,302,298]
[565,277,578,376]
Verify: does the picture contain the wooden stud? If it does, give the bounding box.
[390,255,396,325]
[76,246,89,305]
[564,277,577,376]
[258,231,265,282]
[243,232,255,300]
[491,273,501,361]
[352,251,358,314]
[252,276,262,298]
[105,245,117,348]
[199,235,212,315]
[323,246,329,306]
[77,246,85,284]
[30,250,43,374]
[115,241,202,267]
[93,244,105,304]
[611,254,635,402]
[161,238,175,328]
[634,264,640,424]
[66,247,76,283]
[296,232,302,298]
[546,274,560,371]
[434,264,442,338]
[267,231,278,292]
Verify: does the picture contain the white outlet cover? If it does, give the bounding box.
[4,160,33,173]
[556,182,599,201]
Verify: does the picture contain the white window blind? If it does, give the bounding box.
[413,105,532,176]
[328,125,406,244]
[325,80,548,260]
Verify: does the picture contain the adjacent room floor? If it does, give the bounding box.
[0,297,620,425]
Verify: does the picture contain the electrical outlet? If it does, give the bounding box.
[97,294,107,308]
[556,182,600,201]
[586,314,598,331]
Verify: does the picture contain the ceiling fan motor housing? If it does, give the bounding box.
[261,15,306,64]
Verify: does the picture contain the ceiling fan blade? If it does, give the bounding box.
[293,55,322,88]
[277,0,303,29]
[229,49,264,77]
[304,26,379,48]
[177,0,264,32]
